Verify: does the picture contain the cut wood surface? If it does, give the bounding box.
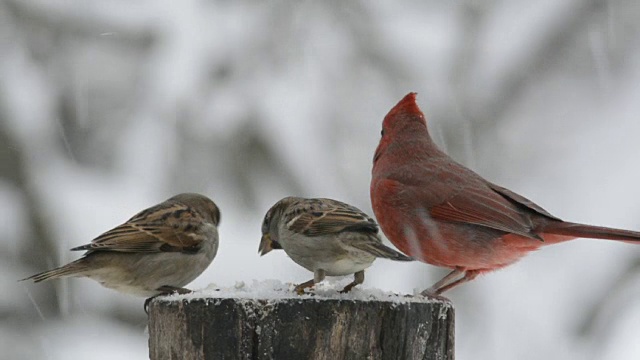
[148,281,454,360]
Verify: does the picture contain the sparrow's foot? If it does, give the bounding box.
[144,297,155,314]
[294,279,315,295]
[145,286,193,313]
[339,270,364,294]
[339,282,357,293]
[156,285,192,295]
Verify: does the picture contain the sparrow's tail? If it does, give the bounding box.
[20,259,86,283]
[352,240,414,261]
[542,221,640,243]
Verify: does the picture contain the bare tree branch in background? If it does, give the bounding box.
[578,258,640,360]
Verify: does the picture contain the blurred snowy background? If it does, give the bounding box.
[2,0,640,359]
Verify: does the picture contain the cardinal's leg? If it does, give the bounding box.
[422,268,480,296]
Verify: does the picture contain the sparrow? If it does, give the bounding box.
[371,92,640,295]
[22,193,220,309]
[260,197,412,294]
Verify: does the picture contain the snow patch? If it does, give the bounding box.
[157,279,451,307]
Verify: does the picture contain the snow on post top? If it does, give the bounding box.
[157,279,450,306]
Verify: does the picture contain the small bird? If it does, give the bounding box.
[22,193,220,309]
[260,197,412,294]
[371,93,640,295]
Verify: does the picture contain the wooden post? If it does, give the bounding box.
[148,290,454,360]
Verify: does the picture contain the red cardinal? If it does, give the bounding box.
[371,92,640,295]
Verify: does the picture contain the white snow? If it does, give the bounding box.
[158,279,450,306]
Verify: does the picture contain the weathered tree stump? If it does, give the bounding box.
[148,285,454,360]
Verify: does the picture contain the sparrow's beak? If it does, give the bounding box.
[259,234,273,256]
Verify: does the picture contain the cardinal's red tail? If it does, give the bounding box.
[542,221,640,243]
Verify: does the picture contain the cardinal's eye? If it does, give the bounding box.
[380,129,385,137]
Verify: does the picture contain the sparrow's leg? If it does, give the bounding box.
[421,268,478,296]
[294,279,315,295]
[144,286,193,313]
[339,270,365,293]
[294,269,326,295]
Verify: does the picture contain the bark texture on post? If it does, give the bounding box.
[149,295,454,360]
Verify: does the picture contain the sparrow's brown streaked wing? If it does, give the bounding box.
[286,200,378,237]
[342,237,413,261]
[72,202,206,253]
